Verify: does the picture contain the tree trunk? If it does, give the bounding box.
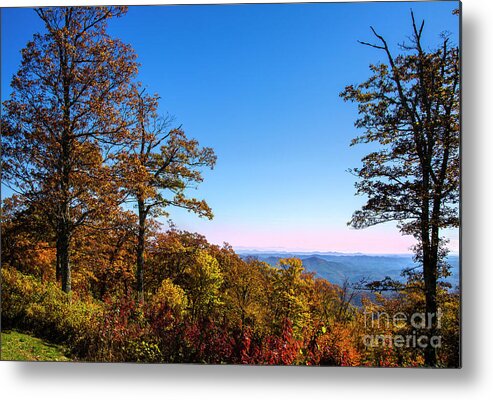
[57,33,72,295]
[136,199,146,302]
[57,158,72,294]
[422,250,438,367]
[421,160,438,367]
[55,236,62,283]
[424,196,443,367]
[59,227,71,293]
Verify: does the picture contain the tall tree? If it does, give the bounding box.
[2,7,138,292]
[340,12,459,366]
[118,89,216,300]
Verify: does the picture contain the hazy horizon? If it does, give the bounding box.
[231,246,460,256]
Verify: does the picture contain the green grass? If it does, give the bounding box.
[1,330,71,361]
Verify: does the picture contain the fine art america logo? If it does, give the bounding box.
[362,310,442,349]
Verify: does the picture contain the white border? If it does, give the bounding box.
[1,0,492,399]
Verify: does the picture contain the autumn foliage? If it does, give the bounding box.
[1,223,460,366]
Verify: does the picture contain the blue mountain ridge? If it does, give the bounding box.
[239,252,460,289]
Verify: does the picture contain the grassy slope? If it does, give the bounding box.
[1,330,71,361]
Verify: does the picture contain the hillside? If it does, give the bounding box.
[240,252,460,288]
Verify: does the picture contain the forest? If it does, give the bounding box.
[1,6,460,367]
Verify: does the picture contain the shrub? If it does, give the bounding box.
[1,266,102,359]
[126,340,162,363]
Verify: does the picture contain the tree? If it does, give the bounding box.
[340,12,459,366]
[2,7,138,293]
[269,258,312,336]
[69,209,137,298]
[1,196,56,282]
[117,89,216,300]
[184,250,223,322]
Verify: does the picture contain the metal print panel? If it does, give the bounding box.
[0,1,461,367]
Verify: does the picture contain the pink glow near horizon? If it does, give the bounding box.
[200,225,459,254]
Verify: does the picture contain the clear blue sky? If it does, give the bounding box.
[1,1,460,253]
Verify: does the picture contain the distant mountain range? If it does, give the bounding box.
[238,251,460,289]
